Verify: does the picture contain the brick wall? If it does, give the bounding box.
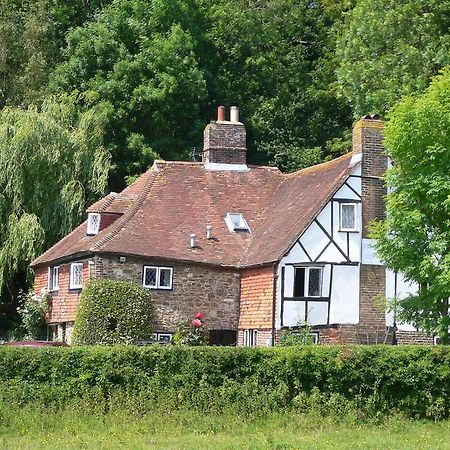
[397,330,434,345]
[100,255,240,332]
[237,328,274,347]
[99,213,120,232]
[359,265,386,327]
[239,266,274,330]
[34,260,91,323]
[203,121,247,164]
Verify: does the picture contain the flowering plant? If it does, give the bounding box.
[173,312,208,346]
[17,291,51,340]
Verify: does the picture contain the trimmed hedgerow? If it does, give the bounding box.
[72,279,153,345]
[0,345,449,419]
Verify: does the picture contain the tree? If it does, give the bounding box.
[371,68,450,343]
[0,94,110,303]
[337,0,450,117]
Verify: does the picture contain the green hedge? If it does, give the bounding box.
[0,345,449,419]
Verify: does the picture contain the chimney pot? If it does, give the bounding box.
[190,233,197,249]
[230,106,239,123]
[217,106,225,122]
[206,225,212,239]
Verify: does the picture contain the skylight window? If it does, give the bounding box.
[225,213,250,232]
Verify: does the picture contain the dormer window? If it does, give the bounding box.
[87,213,101,235]
[225,213,250,232]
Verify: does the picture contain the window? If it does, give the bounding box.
[152,332,173,343]
[340,203,357,231]
[87,213,101,235]
[225,213,250,232]
[48,266,59,291]
[243,329,258,347]
[294,267,323,298]
[143,266,173,290]
[70,262,83,289]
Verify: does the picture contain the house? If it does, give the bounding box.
[31,106,432,345]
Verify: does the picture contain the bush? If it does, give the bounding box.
[0,345,449,419]
[16,291,50,340]
[172,312,208,346]
[72,279,153,345]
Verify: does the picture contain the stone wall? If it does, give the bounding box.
[100,255,240,332]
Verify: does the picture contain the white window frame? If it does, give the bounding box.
[225,213,250,232]
[87,213,101,235]
[143,266,173,290]
[49,266,60,292]
[243,329,258,347]
[339,202,357,232]
[69,262,83,289]
[152,332,173,343]
[294,266,323,298]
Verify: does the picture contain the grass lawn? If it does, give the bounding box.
[0,405,449,450]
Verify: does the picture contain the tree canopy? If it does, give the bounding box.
[371,68,450,342]
[0,95,110,300]
[337,0,450,116]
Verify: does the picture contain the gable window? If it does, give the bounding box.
[143,266,173,290]
[87,213,101,235]
[225,213,250,232]
[48,266,59,291]
[340,203,357,231]
[294,267,323,298]
[243,329,258,347]
[70,262,83,289]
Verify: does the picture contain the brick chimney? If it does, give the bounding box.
[203,106,247,166]
[354,115,388,335]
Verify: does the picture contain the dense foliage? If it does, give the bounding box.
[371,68,450,343]
[0,95,110,301]
[73,279,154,345]
[0,345,449,419]
[16,291,50,340]
[337,0,450,116]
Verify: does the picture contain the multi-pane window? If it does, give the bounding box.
[49,266,59,291]
[143,266,173,290]
[87,213,101,235]
[340,203,357,231]
[70,262,83,289]
[243,329,258,347]
[294,267,323,298]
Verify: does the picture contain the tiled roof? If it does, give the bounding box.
[31,153,355,268]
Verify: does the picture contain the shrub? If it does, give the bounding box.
[73,279,153,345]
[16,291,50,340]
[0,345,449,419]
[277,322,315,346]
[172,312,208,346]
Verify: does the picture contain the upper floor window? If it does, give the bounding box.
[87,213,101,235]
[48,266,59,291]
[340,203,357,231]
[143,266,173,290]
[70,262,83,289]
[225,213,250,232]
[294,267,322,298]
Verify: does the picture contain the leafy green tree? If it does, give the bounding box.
[0,94,110,301]
[371,68,450,343]
[337,0,450,116]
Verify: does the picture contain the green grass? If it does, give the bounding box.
[0,405,449,450]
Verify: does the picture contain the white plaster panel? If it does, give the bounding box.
[315,203,332,235]
[329,265,359,324]
[385,269,417,331]
[307,302,328,325]
[321,264,331,297]
[350,162,361,176]
[316,244,347,264]
[282,242,310,265]
[361,239,382,265]
[346,175,361,195]
[283,301,306,327]
[283,265,295,298]
[333,183,360,201]
[299,221,329,261]
[348,231,361,262]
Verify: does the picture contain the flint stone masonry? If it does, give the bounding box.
[100,255,240,331]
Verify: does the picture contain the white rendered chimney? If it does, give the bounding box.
[230,106,239,123]
[190,233,197,249]
[206,225,212,240]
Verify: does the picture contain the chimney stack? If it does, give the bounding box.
[203,106,247,167]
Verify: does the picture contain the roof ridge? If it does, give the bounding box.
[284,152,352,178]
[90,169,158,252]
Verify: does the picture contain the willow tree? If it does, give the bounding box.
[371,68,450,343]
[0,94,110,301]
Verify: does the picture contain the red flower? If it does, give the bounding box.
[191,318,202,327]
[195,312,203,319]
